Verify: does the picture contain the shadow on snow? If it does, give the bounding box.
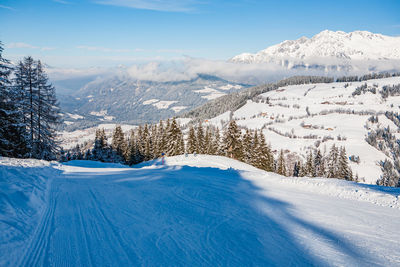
[53,163,379,266]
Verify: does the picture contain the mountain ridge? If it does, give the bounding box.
[230,30,400,70]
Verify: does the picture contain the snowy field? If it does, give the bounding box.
[1,155,400,266]
[206,76,400,184]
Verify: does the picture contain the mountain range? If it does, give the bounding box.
[59,74,249,130]
[230,30,400,71]
[57,30,400,130]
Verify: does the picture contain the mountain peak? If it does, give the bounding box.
[230,30,400,66]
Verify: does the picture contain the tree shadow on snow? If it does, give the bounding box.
[110,165,378,266]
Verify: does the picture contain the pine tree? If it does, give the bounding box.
[141,124,150,160]
[250,130,259,167]
[157,120,166,157]
[293,161,301,177]
[305,150,314,177]
[92,128,107,161]
[314,149,324,177]
[223,120,243,160]
[165,118,184,156]
[187,125,197,154]
[196,122,205,154]
[338,147,352,180]
[328,144,339,178]
[150,124,158,159]
[252,131,274,172]
[33,60,61,159]
[204,126,212,154]
[178,129,185,155]
[128,130,143,165]
[277,150,286,176]
[258,133,274,172]
[242,129,253,164]
[377,159,399,187]
[111,125,127,162]
[0,41,28,157]
[206,127,217,155]
[22,56,37,152]
[214,128,222,155]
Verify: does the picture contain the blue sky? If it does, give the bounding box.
[1,0,399,68]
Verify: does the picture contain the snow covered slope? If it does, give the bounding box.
[57,123,137,150]
[0,157,60,266]
[1,156,399,266]
[204,76,400,184]
[58,74,248,130]
[230,30,400,71]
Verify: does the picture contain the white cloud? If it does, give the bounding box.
[6,42,55,51]
[0,4,15,10]
[94,0,199,12]
[7,42,38,49]
[44,57,400,84]
[122,58,297,83]
[76,45,133,53]
[76,45,192,55]
[45,66,113,81]
[52,0,71,4]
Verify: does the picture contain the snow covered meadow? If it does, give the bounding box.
[1,155,400,266]
[207,76,400,184]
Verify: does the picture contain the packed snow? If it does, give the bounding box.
[1,155,400,266]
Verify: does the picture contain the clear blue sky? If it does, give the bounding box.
[1,0,399,68]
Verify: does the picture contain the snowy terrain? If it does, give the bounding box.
[1,155,399,266]
[230,30,400,71]
[58,74,249,130]
[57,123,136,150]
[194,86,228,100]
[202,76,400,184]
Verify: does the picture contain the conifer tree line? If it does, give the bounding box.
[62,118,184,164]
[295,145,355,181]
[0,42,61,159]
[365,113,400,187]
[64,118,356,183]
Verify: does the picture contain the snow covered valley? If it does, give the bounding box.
[1,155,400,266]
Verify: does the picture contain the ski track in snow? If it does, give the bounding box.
[1,156,400,266]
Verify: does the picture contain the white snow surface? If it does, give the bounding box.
[1,155,400,266]
[58,123,136,149]
[142,98,159,105]
[171,105,188,113]
[194,86,227,100]
[153,100,178,109]
[90,110,108,117]
[66,113,84,120]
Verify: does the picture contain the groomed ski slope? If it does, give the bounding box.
[1,155,400,266]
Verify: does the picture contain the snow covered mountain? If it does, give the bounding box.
[186,75,400,184]
[58,74,249,130]
[230,30,400,71]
